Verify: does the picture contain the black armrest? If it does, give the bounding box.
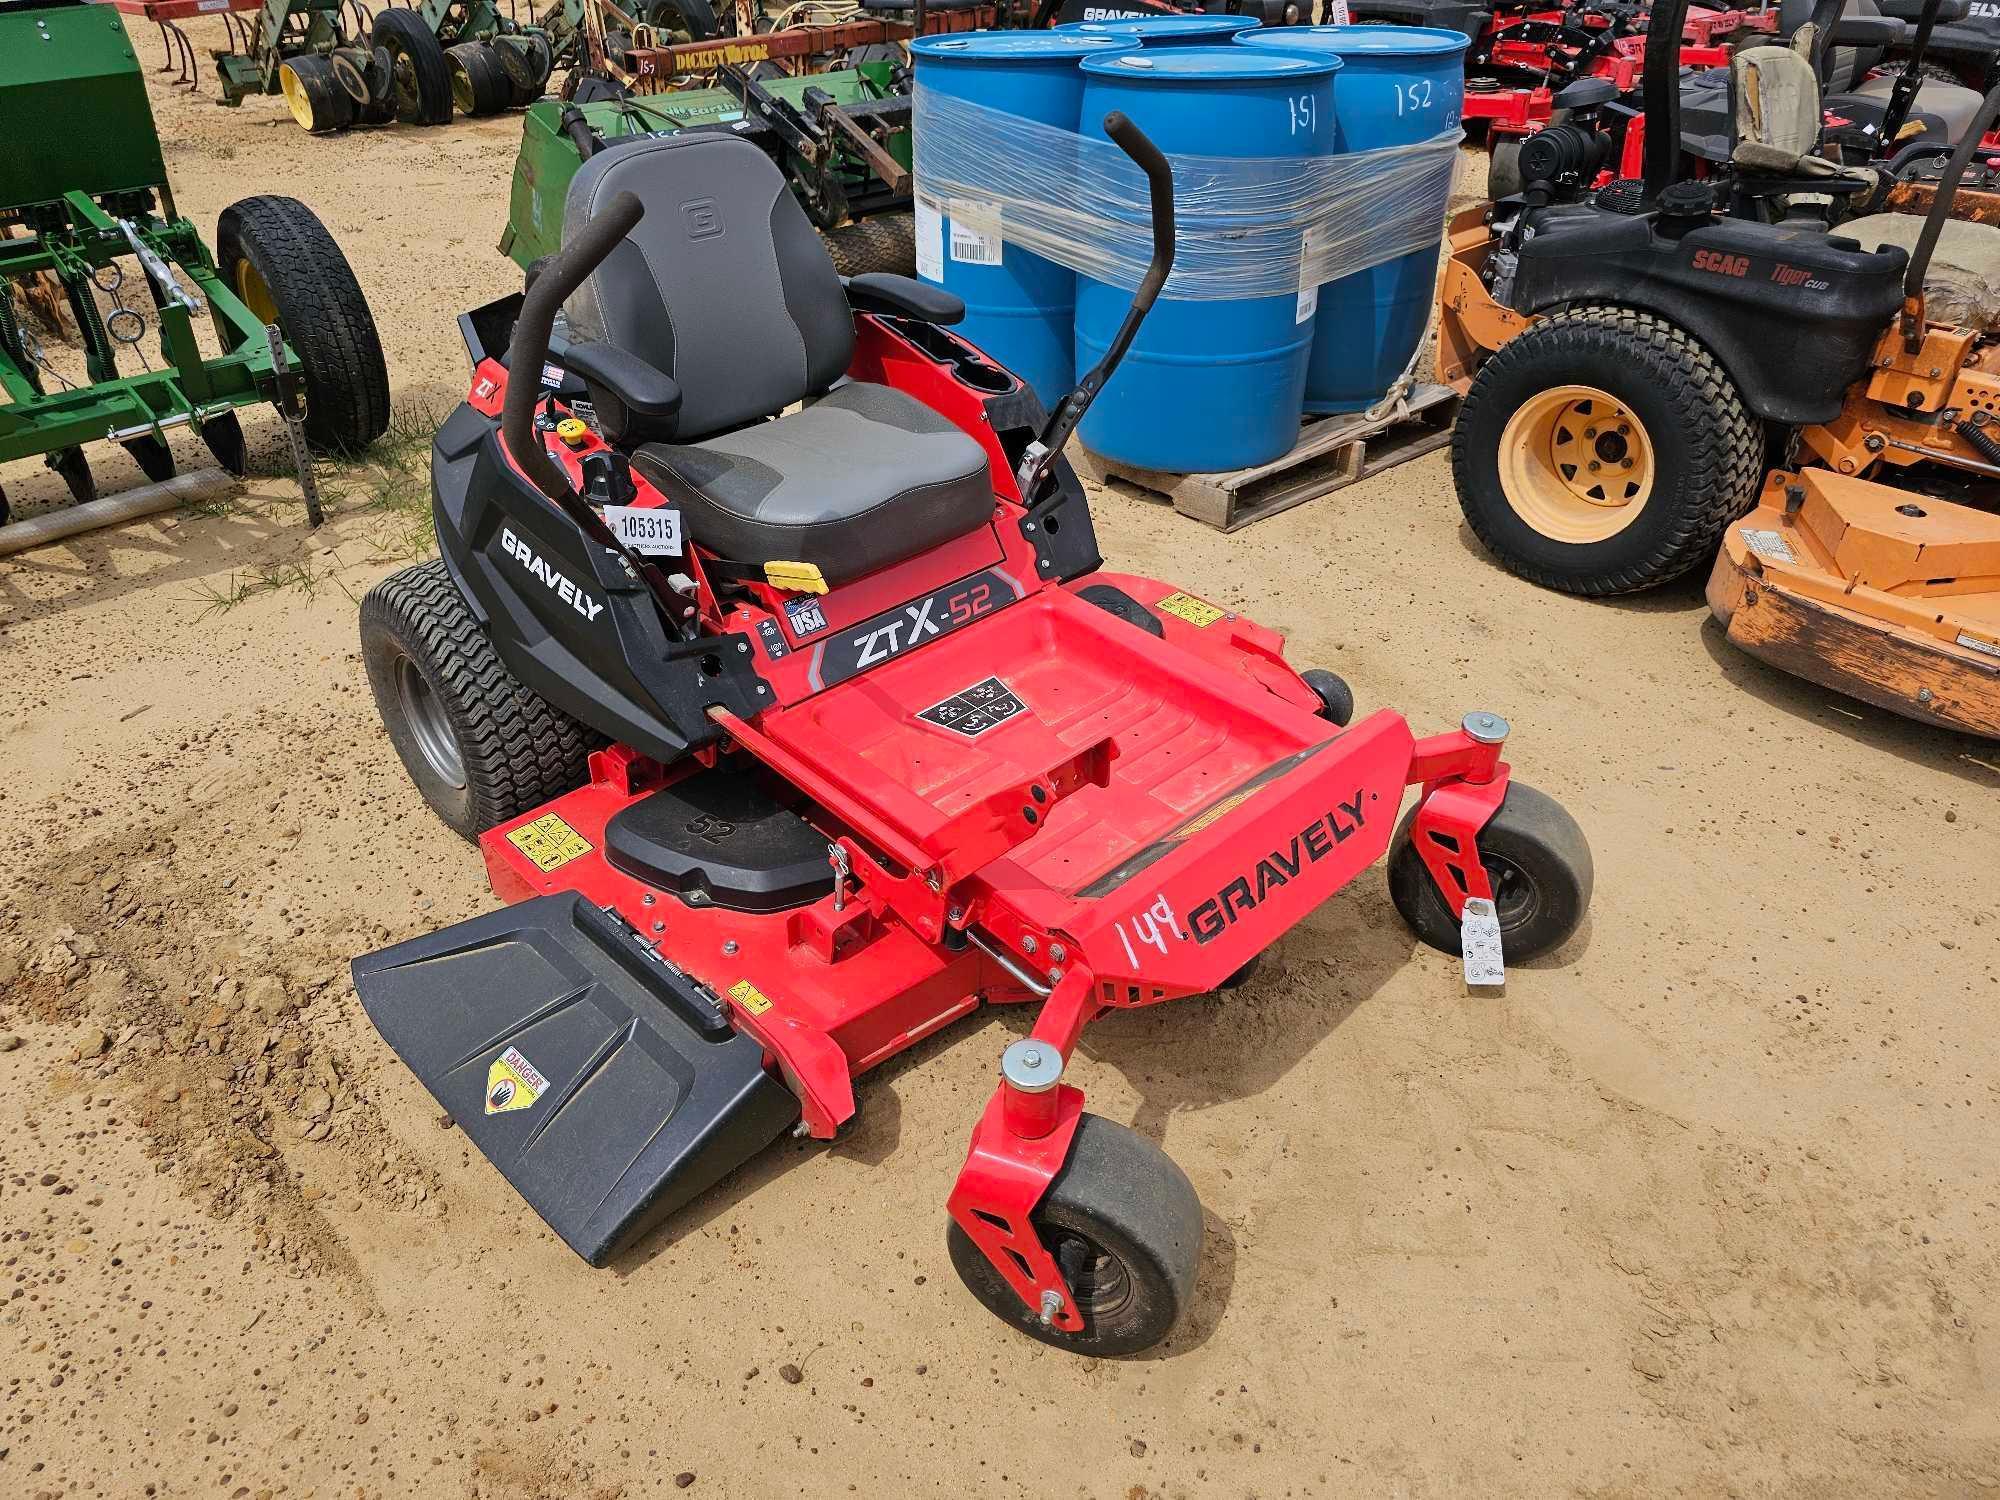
[1734,174,1873,196]
[1830,15,1906,44]
[562,340,683,445]
[1876,0,1967,20]
[843,272,966,326]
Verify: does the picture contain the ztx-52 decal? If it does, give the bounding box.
[808,569,1020,689]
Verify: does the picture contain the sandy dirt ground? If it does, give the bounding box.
[2,30,1998,1499]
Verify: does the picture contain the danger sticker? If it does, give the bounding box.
[918,677,1028,738]
[1740,527,1798,564]
[1154,591,1226,628]
[485,1046,549,1115]
[1956,631,2000,659]
[1460,896,1506,988]
[727,979,773,1016]
[505,812,593,873]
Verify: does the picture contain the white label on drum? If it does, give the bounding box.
[1297,225,1323,324]
[948,200,1003,266]
[1461,897,1506,988]
[915,196,943,281]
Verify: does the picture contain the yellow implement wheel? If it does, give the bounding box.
[235,258,279,328]
[1496,384,1654,543]
[279,61,318,131]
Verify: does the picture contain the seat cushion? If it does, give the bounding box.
[1851,73,1986,141]
[632,383,993,586]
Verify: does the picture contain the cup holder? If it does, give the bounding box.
[886,316,1019,395]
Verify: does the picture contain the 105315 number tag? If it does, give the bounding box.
[600,504,683,557]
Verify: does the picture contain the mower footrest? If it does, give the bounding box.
[351,893,799,1266]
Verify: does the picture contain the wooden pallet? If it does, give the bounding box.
[1071,383,1461,533]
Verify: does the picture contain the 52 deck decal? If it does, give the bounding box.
[808,569,1021,689]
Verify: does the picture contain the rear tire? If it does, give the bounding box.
[946,1114,1201,1357]
[216,195,391,454]
[372,8,453,126]
[1387,781,1593,963]
[360,559,597,838]
[822,212,916,278]
[1451,306,1763,595]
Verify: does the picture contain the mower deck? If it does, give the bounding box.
[1708,469,2000,736]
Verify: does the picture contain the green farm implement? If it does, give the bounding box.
[2,0,387,527]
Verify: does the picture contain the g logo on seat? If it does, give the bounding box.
[683,197,723,241]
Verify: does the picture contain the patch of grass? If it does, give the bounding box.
[190,557,347,618]
[350,402,443,562]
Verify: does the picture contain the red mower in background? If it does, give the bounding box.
[351,113,1594,1354]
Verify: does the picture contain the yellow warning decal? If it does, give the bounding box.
[727,979,774,1016]
[1174,788,1256,840]
[1154,591,1225,628]
[485,1045,549,1115]
[505,812,593,873]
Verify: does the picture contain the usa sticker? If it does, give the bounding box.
[600,503,683,557]
[786,596,829,638]
[485,1046,549,1115]
[540,361,566,388]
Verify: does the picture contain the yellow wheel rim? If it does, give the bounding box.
[1496,384,1655,543]
[449,56,477,115]
[279,61,317,132]
[235,258,279,327]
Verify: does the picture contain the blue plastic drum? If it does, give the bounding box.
[1240,25,1466,412]
[911,31,1137,407]
[1073,46,1340,472]
[1058,14,1262,44]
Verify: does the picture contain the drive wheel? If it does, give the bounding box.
[216,195,391,453]
[1387,781,1594,963]
[280,54,357,134]
[360,560,597,838]
[822,212,916,278]
[372,8,453,125]
[1452,305,1762,594]
[946,1114,1202,1357]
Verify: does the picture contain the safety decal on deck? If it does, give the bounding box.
[1957,631,2000,660]
[1153,591,1226,628]
[1739,528,1798,564]
[918,677,1029,739]
[505,812,593,874]
[727,979,773,1016]
[1460,897,1507,988]
[485,1046,549,1115]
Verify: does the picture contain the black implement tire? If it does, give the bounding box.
[1451,306,1763,595]
[216,195,390,454]
[447,42,512,116]
[373,8,453,125]
[279,54,357,134]
[1387,780,1593,964]
[822,212,916,278]
[492,34,553,106]
[360,559,596,838]
[946,1114,1202,1357]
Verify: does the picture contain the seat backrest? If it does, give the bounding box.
[1735,44,1824,156]
[1775,0,1886,93]
[561,132,853,442]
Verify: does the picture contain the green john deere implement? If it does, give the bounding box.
[2,0,387,528]
[501,58,916,278]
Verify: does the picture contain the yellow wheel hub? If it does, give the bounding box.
[278,62,317,132]
[1497,385,1655,543]
[235,258,279,327]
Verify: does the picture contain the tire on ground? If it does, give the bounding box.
[822,212,916,278]
[1450,304,1763,594]
[279,55,357,134]
[447,42,513,116]
[216,195,392,453]
[372,8,454,126]
[360,559,597,838]
[1387,780,1595,963]
[946,1113,1202,1357]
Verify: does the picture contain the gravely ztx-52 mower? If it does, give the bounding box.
[351,118,1593,1351]
[1440,0,2000,737]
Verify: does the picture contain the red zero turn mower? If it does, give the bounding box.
[352,115,1594,1354]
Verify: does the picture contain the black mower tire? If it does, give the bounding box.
[360,559,597,839]
[822,212,916,279]
[1451,305,1763,595]
[216,195,391,454]
[373,8,454,125]
[1301,667,1354,727]
[447,42,512,116]
[1488,138,1524,200]
[1387,780,1594,964]
[946,1113,1202,1357]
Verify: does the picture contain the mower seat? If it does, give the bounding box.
[561,131,992,587]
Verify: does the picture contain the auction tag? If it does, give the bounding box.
[601,504,683,557]
[1323,0,1350,18]
[1460,897,1506,987]
[915,197,944,281]
[948,200,1003,266]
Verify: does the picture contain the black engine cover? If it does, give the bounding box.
[605,767,836,912]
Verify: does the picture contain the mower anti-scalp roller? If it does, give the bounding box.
[353,113,1594,1355]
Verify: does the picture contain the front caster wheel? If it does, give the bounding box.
[1301,667,1354,727]
[947,1114,1202,1357]
[1387,780,1593,963]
